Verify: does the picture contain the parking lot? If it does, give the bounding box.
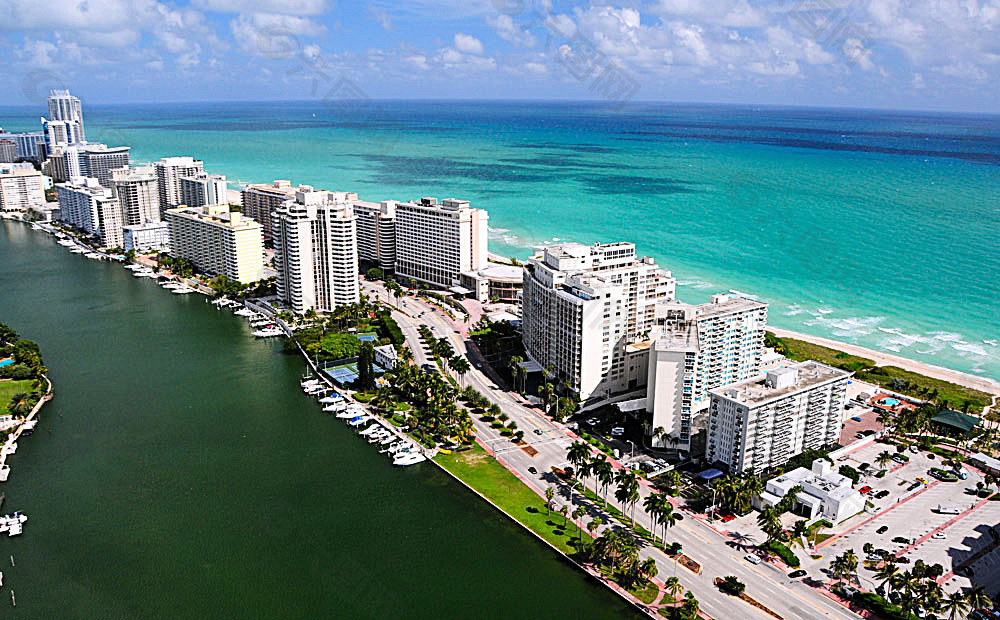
[807,443,998,596]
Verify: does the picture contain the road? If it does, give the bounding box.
[364,282,861,620]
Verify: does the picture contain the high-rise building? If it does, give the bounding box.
[122,222,171,253]
[165,205,265,283]
[272,188,360,313]
[645,318,700,450]
[241,180,302,244]
[0,131,45,162]
[47,89,85,140]
[79,144,130,187]
[394,197,488,288]
[111,166,160,226]
[154,157,204,211]
[180,172,228,208]
[521,242,675,400]
[0,140,17,163]
[0,164,46,213]
[707,361,850,473]
[689,294,768,410]
[41,117,84,150]
[55,176,122,248]
[352,199,396,272]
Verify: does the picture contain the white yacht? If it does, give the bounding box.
[234,308,255,317]
[318,395,343,404]
[252,327,284,338]
[323,403,346,413]
[347,416,369,427]
[0,466,9,482]
[393,452,426,466]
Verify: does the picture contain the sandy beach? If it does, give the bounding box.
[769,326,1000,397]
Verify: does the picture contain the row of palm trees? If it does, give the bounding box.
[710,472,764,516]
[587,528,660,590]
[377,362,476,445]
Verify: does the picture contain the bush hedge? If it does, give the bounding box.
[764,541,800,567]
[852,592,919,620]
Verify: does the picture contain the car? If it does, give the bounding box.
[720,513,736,522]
[788,570,807,579]
[876,490,890,499]
[896,556,910,564]
[915,476,927,484]
[928,454,936,460]
[859,486,872,494]
[862,430,876,436]
[856,432,866,439]
[909,445,919,453]
[877,525,889,534]
[892,455,907,463]
[611,427,625,436]
[859,463,871,471]
[931,532,946,540]
[745,553,762,565]
[851,416,863,422]
[533,429,542,436]
[421,363,436,374]
[527,466,537,475]
[586,418,599,426]
[892,536,910,544]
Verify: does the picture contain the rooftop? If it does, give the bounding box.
[711,360,850,407]
[695,293,768,319]
[931,409,981,433]
[651,321,700,352]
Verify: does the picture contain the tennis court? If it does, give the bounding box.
[322,360,387,385]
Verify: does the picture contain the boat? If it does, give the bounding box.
[211,297,230,306]
[984,339,998,346]
[336,409,360,419]
[0,466,9,482]
[234,308,254,317]
[379,435,397,445]
[85,253,104,260]
[318,395,342,404]
[172,287,195,294]
[322,403,346,413]
[253,328,284,338]
[359,424,383,437]
[7,522,20,537]
[0,570,3,587]
[393,452,426,466]
[347,416,369,427]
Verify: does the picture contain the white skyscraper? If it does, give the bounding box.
[154,156,204,211]
[56,176,123,248]
[521,242,675,400]
[393,197,488,288]
[707,361,850,473]
[272,188,360,313]
[111,166,160,226]
[0,164,46,213]
[47,89,85,139]
[166,205,265,283]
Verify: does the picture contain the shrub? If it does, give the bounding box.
[839,465,861,485]
[718,576,746,596]
[876,470,886,478]
[376,312,405,346]
[852,591,919,620]
[763,541,800,567]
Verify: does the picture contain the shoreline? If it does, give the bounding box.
[768,326,1000,396]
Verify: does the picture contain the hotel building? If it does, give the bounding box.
[0,140,17,164]
[394,197,488,289]
[47,90,85,140]
[352,199,397,272]
[272,188,360,313]
[520,242,675,400]
[166,205,265,283]
[154,157,204,211]
[111,166,160,226]
[56,176,123,248]
[241,180,303,244]
[180,172,228,208]
[0,164,46,213]
[706,361,850,473]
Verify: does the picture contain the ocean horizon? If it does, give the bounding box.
[3,99,998,380]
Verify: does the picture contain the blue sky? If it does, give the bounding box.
[1,0,998,112]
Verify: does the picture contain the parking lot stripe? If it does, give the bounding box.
[816,480,941,550]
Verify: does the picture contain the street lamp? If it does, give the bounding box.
[626,439,636,462]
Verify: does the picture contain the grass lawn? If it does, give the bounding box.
[0,379,34,416]
[436,444,589,555]
[771,333,874,371]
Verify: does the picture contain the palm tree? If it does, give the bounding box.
[664,576,683,601]
[789,519,809,549]
[681,591,699,619]
[966,586,992,611]
[593,459,615,507]
[372,388,395,414]
[567,441,591,477]
[833,549,859,585]
[572,506,586,539]
[450,357,470,386]
[877,410,894,433]
[538,382,555,415]
[508,355,523,392]
[942,590,969,620]
[615,470,640,530]
[587,517,603,536]
[756,506,782,543]
[560,504,569,527]
[544,486,555,515]
[644,493,666,545]
[876,450,893,470]
[639,557,658,585]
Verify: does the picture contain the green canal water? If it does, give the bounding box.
[0,221,640,619]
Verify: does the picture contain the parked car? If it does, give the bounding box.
[909,445,919,453]
[876,490,890,499]
[611,427,625,436]
[859,486,873,494]
[720,513,736,522]
[877,525,889,534]
[533,429,542,436]
[896,556,910,564]
[788,570,807,579]
[745,553,762,565]
[932,532,946,540]
[892,455,907,464]
[892,536,910,544]
[928,454,936,459]
[586,418,599,426]
[527,466,537,474]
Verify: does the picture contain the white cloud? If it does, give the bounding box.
[193,0,328,15]
[369,6,395,32]
[230,12,327,55]
[651,0,767,28]
[16,39,59,70]
[487,14,536,48]
[934,61,989,82]
[454,33,484,55]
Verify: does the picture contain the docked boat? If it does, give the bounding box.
[336,409,360,419]
[393,452,426,466]
[252,327,284,338]
[347,416,369,427]
[172,287,195,294]
[359,424,383,437]
[318,395,342,404]
[0,466,9,483]
[323,403,346,413]
[7,522,21,537]
[234,308,254,317]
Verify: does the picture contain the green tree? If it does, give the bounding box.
[366,267,383,280]
[449,357,470,386]
[544,486,555,515]
[942,590,969,620]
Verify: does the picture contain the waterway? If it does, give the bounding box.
[0,220,640,619]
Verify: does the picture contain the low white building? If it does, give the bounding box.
[759,458,866,526]
[123,221,171,253]
[374,344,397,370]
[0,163,46,213]
[459,263,523,303]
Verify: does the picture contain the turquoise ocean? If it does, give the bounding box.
[2,100,998,379]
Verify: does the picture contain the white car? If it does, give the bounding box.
[931,532,946,540]
[611,427,625,436]
[745,553,762,565]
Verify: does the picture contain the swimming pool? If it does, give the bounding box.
[0,359,14,368]
[879,397,901,406]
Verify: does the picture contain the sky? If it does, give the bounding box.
[0,0,998,113]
